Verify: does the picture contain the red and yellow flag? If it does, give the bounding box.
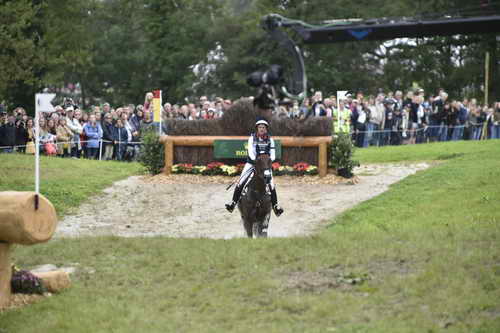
[153,90,162,123]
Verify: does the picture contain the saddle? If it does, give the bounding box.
[241,171,271,200]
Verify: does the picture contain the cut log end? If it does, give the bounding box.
[0,192,58,245]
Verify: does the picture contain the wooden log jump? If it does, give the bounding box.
[0,192,58,308]
[160,135,332,177]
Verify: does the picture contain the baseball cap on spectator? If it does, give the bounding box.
[65,106,74,112]
[352,99,359,103]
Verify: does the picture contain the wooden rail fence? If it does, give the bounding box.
[160,135,332,177]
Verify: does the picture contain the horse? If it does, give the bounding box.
[237,154,272,238]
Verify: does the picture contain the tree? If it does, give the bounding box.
[0,0,45,113]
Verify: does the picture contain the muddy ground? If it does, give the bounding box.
[56,163,429,239]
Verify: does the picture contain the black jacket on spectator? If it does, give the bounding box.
[1,123,16,147]
[446,107,458,126]
[431,98,447,122]
[384,108,395,130]
[409,103,420,123]
[102,122,115,144]
[113,126,129,160]
[0,125,4,147]
[15,123,28,147]
[129,114,142,133]
[114,126,128,144]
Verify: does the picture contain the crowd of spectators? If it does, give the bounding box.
[270,89,500,148]
[0,94,233,161]
[1,88,499,160]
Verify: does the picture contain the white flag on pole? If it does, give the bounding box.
[36,94,56,113]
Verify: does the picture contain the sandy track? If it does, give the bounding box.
[56,163,429,239]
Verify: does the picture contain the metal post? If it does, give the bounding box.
[99,139,103,161]
[485,51,490,106]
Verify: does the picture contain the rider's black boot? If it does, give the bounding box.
[225,185,243,213]
[270,188,284,217]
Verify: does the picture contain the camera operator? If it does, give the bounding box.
[15,117,28,153]
[308,91,327,117]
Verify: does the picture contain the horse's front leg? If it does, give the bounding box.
[239,210,254,238]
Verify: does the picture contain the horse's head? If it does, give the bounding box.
[255,154,272,185]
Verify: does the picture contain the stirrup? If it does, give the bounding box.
[225,201,236,213]
[273,204,284,217]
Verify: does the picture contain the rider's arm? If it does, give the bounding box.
[247,135,256,161]
[270,138,276,161]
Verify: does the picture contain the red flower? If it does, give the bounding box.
[293,162,310,172]
[180,163,193,171]
[236,163,246,172]
[272,162,281,171]
[207,162,224,169]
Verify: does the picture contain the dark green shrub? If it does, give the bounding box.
[138,129,165,175]
[11,268,46,294]
[330,133,360,178]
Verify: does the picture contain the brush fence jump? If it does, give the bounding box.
[160,136,332,177]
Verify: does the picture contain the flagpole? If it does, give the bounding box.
[34,93,55,210]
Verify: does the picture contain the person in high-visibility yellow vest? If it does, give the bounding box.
[332,99,351,134]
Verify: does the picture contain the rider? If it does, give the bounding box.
[225,118,284,217]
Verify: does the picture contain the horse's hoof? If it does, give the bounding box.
[273,205,284,217]
[225,203,235,213]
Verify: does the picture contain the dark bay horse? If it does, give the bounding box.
[238,154,272,238]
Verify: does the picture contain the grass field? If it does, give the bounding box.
[0,154,142,216]
[1,141,499,332]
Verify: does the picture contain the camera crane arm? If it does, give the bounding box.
[261,12,500,102]
[261,14,308,102]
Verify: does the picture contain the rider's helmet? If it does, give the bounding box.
[255,117,269,128]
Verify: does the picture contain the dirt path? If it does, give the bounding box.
[56,163,430,239]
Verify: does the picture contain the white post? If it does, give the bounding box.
[34,93,56,209]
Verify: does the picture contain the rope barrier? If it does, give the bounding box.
[0,125,495,151]
[0,139,144,151]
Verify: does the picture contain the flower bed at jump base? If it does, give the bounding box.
[171,162,318,176]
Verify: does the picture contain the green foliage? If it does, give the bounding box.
[0,0,44,111]
[1,0,499,109]
[138,129,164,175]
[330,133,359,178]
